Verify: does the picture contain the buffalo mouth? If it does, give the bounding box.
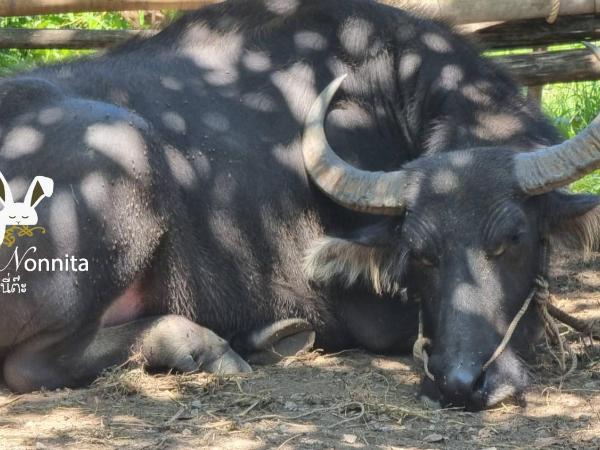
[418,374,526,412]
[413,319,536,411]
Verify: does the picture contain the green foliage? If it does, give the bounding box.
[0,13,131,75]
[543,81,600,194]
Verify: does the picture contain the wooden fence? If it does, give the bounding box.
[1,0,599,23]
[1,0,600,86]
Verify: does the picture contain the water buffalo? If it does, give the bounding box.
[0,0,598,410]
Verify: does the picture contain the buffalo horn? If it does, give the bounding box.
[301,75,409,215]
[515,114,600,194]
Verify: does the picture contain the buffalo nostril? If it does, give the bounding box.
[439,366,483,404]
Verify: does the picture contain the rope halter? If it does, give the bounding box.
[412,242,587,383]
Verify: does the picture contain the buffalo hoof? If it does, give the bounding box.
[246,318,316,365]
[140,315,253,375]
[171,345,252,375]
[203,348,252,374]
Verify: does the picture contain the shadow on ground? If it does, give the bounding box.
[1,253,599,450]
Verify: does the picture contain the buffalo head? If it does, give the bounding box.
[303,75,600,410]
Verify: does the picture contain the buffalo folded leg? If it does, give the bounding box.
[340,293,420,354]
[238,319,316,365]
[3,314,250,393]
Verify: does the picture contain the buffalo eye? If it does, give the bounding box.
[420,256,435,267]
[487,232,524,258]
[488,243,506,257]
[413,251,437,267]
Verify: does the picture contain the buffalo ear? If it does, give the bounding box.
[303,221,407,295]
[545,190,600,254]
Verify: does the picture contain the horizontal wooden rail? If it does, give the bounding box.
[386,0,600,25]
[0,0,218,16]
[497,48,600,85]
[0,28,157,49]
[474,15,600,49]
[2,15,600,50]
[0,0,599,24]
[0,28,595,86]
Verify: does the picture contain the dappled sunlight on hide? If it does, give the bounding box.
[164,145,198,189]
[430,169,459,194]
[421,33,453,53]
[327,104,374,133]
[80,171,109,214]
[202,112,230,133]
[399,52,422,81]
[461,84,494,106]
[271,143,302,173]
[37,107,64,126]
[339,17,375,58]
[271,62,316,123]
[160,76,184,91]
[294,31,328,52]
[211,171,239,206]
[448,151,475,167]
[161,111,187,134]
[1,126,44,159]
[49,190,79,255]
[436,64,464,92]
[241,91,277,112]
[180,26,243,86]
[450,279,506,331]
[473,112,525,141]
[188,147,212,178]
[242,50,273,72]
[85,122,150,177]
[264,0,299,15]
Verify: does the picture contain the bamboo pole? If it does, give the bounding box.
[0,0,219,16]
[382,0,599,24]
[0,0,597,23]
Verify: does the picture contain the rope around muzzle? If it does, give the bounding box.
[412,242,591,382]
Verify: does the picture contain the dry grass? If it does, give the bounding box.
[0,254,599,449]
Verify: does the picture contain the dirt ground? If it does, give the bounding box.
[1,253,599,450]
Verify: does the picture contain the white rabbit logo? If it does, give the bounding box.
[0,172,54,247]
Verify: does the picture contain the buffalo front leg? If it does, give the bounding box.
[3,314,251,393]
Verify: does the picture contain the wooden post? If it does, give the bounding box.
[526,47,548,106]
[527,85,545,105]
